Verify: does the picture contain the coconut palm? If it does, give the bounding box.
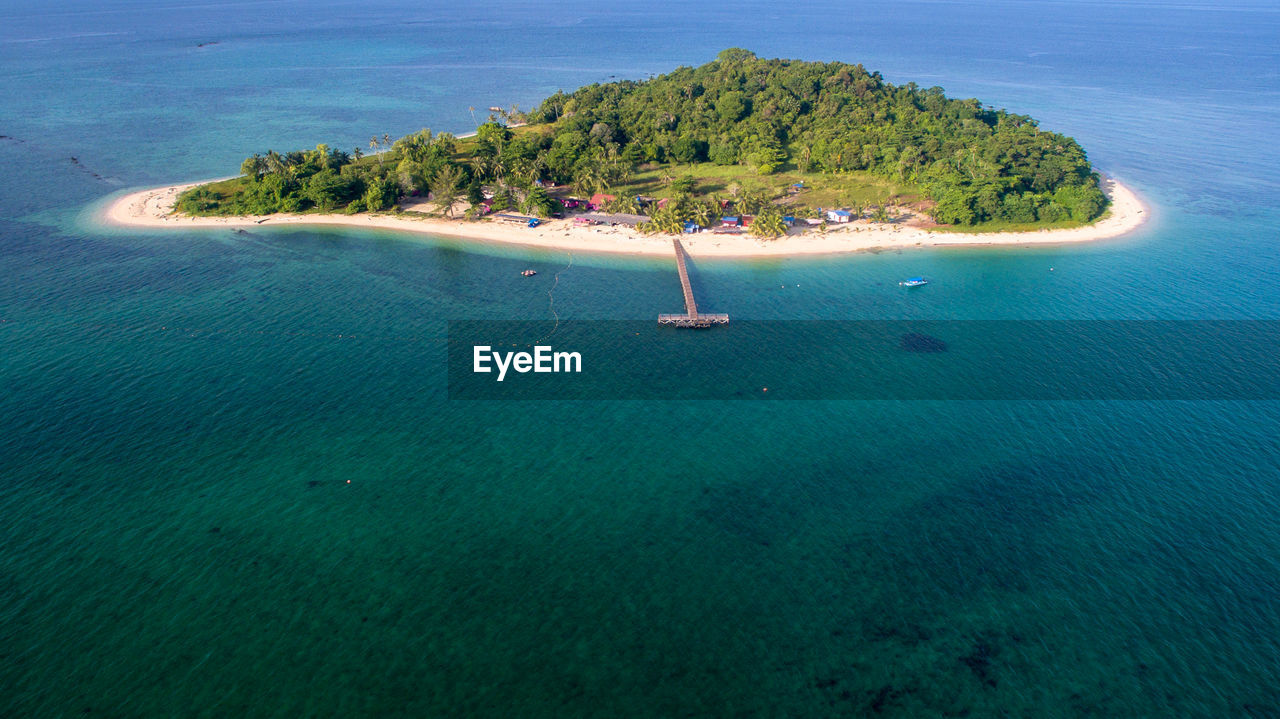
[749,207,787,239]
[691,201,715,228]
[572,166,604,197]
[240,153,265,180]
[265,150,286,175]
[467,155,492,182]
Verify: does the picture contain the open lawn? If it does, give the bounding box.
[610,163,922,212]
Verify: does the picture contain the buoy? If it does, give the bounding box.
[762,387,769,392]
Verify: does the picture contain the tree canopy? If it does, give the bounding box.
[178,49,1107,228]
[527,48,1106,225]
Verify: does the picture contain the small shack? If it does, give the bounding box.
[589,193,617,210]
[494,213,541,227]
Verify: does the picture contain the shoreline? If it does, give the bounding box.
[99,174,1148,258]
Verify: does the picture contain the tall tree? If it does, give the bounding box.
[240,154,265,180]
[431,164,465,218]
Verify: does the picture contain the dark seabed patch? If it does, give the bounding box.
[900,332,947,353]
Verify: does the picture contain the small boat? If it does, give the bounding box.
[899,277,928,287]
[521,269,537,277]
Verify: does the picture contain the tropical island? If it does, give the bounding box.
[105,49,1146,256]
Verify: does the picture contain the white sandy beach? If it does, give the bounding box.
[101,174,1147,258]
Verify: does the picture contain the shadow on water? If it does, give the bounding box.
[693,449,1121,713]
[865,452,1115,605]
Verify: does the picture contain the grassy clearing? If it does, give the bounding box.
[610,163,921,211]
[190,177,249,203]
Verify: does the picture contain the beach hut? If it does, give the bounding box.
[826,209,853,223]
[683,221,700,234]
[721,216,740,227]
[589,193,616,208]
[494,213,540,226]
[782,216,795,227]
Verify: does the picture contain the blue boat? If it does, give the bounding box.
[899,277,928,287]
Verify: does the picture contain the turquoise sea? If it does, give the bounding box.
[3,1,1280,715]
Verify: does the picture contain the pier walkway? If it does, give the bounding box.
[658,238,729,328]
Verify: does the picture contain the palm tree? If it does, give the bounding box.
[398,132,427,163]
[240,153,265,180]
[467,155,491,182]
[643,206,683,235]
[750,208,787,239]
[353,147,363,162]
[572,166,605,198]
[691,201,714,228]
[797,145,813,173]
[370,136,381,167]
[265,150,286,175]
[489,155,508,185]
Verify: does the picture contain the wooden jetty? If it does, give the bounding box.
[658,238,729,328]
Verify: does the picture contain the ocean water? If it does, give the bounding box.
[3,1,1280,715]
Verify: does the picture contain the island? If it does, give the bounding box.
[104,49,1146,256]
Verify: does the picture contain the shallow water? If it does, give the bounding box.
[3,1,1280,715]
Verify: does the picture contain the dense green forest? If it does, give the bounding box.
[178,49,1107,231]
